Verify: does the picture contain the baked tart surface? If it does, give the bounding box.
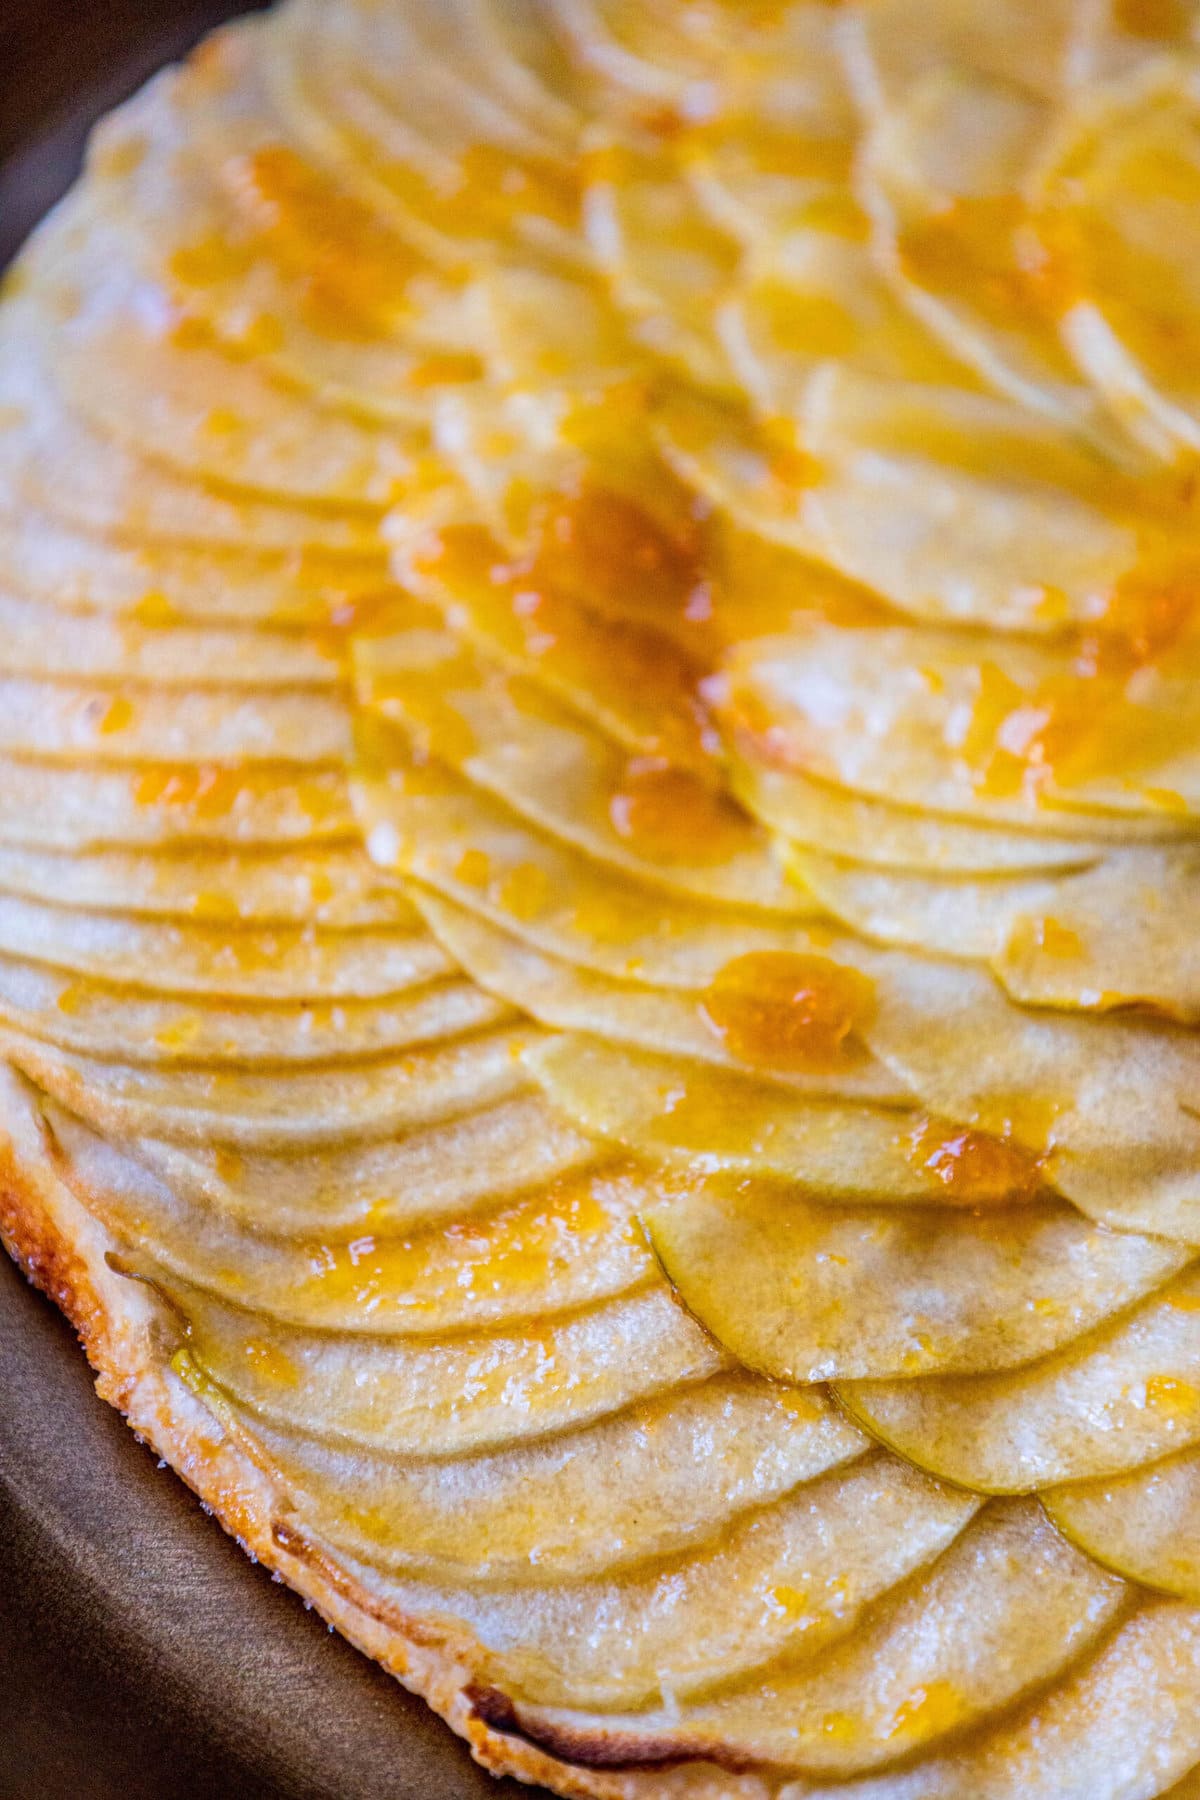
[6,1,1200,1793]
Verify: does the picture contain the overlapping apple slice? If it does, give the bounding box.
[843,1264,1200,1491]
[1033,61,1200,459]
[508,1500,1124,1770]
[8,2,1200,1794]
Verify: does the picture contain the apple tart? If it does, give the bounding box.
[6,1,1200,1794]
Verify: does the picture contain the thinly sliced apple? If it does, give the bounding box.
[842,1264,1200,1492]
[514,1499,1124,1771]
[1047,1446,1200,1599]
[0,893,449,1000]
[355,756,843,990]
[857,66,1089,423]
[0,955,502,1066]
[737,760,1146,877]
[190,1362,864,1583]
[790,844,1071,961]
[1033,67,1200,459]
[853,944,1200,1242]
[527,1035,1039,1204]
[355,622,806,914]
[0,844,415,930]
[128,1090,594,1234]
[777,1601,1200,1798]
[0,592,340,689]
[0,674,350,767]
[4,1022,531,1148]
[175,1276,725,1454]
[0,319,383,557]
[643,1169,1182,1381]
[40,209,418,510]
[722,615,1200,827]
[0,758,356,851]
[281,1450,978,1709]
[52,1100,652,1331]
[0,504,390,626]
[410,888,911,1102]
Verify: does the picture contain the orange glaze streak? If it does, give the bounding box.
[422,521,724,771]
[1114,0,1193,35]
[887,1681,964,1744]
[898,195,1073,329]
[904,1114,1044,1203]
[300,1175,630,1311]
[700,949,876,1072]
[608,756,750,862]
[202,145,421,339]
[1023,916,1084,959]
[241,1339,300,1387]
[1145,1374,1200,1415]
[1035,123,1200,381]
[385,142,580,238]
[134,764,249,817]
[964,551,1200,802]
[520,481,719,643]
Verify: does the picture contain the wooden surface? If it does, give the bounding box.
[0,1258,532,1800]
[0,0,267,265]
[0,7,546,1796]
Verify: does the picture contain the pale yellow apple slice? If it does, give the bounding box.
[0,957,501,1067]
[0,592,340,688]
[127,1090,594,1235]
[0,843,415,929]
[188,1362,861,1583]
[0,324,384,558]
[172,1276,724,1455]
[643,1168,1183,1380]
[527,1034,1041,1204]
[0,893,449,999]
[0,505,390,627]
[3,1020,532,1148]
[738,760,1124,875]
[513,1499,1124,1772]
[260,1450,978,1710]
[408,888,911,1102]
[0,758,356,851]
[722,616,1200,827]
[355,621,807,913]
[842,1264,1200,1492]
[1046,1445,1200,1599]
[49,1100,652,1331]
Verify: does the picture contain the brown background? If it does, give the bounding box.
[0,6,544,1795]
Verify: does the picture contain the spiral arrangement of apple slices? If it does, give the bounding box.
[7,1,1200,1794]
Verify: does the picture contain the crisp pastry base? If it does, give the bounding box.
[0,1084,767,1800]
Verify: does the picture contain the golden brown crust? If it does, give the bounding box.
[0,1091,770,1800]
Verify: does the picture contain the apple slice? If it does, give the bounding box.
[642,1168,1182,1380]
[1047,1446,1200,1600]
[737,759,1120,876]
[49,1099,653,1332]
[276,1450,978,1710]
[409,888,910,1102]
[188,1361,864,1583]
[0,892,449,1000]
[127,1091,594,1236]
[843,1265,1200,1492]
[3,1022,533,1149]
[355,620,805,914]
[174,1275,725,1455]
[510,1499,1124,1771]
[528,1034,1039,1205]
[0,955,502,1067]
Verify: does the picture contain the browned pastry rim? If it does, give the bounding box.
[0,1112,771,1800]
